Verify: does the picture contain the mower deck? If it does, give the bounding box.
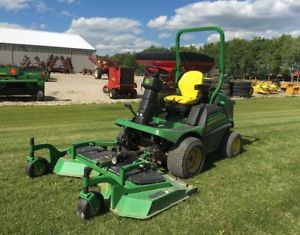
[26,139,197,219]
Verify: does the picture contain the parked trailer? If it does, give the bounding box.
[0,66,48,101]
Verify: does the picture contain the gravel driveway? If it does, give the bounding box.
[0,73,144,106]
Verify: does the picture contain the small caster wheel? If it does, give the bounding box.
[77,191,104,219]
[25,157,50,178]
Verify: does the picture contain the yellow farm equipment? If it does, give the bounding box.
[252,80,282,95]
[280,82,300,95]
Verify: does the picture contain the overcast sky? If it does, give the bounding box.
[0,0,299,55]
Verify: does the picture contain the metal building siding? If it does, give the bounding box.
[0,43,95,72]
[11,51,95,73]
[0,28,95,50]
[72,54,95,73]
[0,49,12,64]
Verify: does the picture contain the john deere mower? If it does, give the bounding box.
[25,26,242,220]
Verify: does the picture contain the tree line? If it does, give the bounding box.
[109,34,300,80]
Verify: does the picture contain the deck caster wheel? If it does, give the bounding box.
[77,191,104,219]
[220,131,242,157]
[25,157,50,178]
[167,137,205,178]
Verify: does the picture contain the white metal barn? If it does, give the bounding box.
[0,27,96,73]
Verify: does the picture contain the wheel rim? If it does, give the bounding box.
[186,146,202,174]
[231,137,241,155]
[103,86,109,93]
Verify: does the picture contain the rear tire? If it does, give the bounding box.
[167,137,205,178]
[109,89,117,99]
[220,131,242,157]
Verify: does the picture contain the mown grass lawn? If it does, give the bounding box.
[0,97,299,234]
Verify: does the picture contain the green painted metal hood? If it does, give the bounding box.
[115,118,204,143]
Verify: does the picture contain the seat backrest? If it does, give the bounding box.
[178,70,203,99]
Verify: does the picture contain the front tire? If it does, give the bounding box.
[167,137,205,178]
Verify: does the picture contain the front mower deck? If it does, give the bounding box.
[26,138,197,219]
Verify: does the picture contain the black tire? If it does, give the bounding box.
[109,89,118,99]
[222,88,231,96]
[221,82,231,96]
[222,82,230,89]
[203,79,212,86]
[233,88,252,92]
[231,91,252,97]
[25,157,50,178]
[233,85,252,90]
[94,68,102,79]
[249,87,254,96]
[220,131,242,157]
[102,85,109,93]
[77,199,92,219]
[36,90,45,101]
[77,191,104,219]
[231,81,252,88]
[167,137,205,178]
[130,89,137,99]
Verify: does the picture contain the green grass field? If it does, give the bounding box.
[0,97,299,234]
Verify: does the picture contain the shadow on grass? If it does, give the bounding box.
[202,135,259,173]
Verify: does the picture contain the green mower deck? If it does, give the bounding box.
[26,138,196,219]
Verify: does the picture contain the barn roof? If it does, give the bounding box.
[0,27,95,51]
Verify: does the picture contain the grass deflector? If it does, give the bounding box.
[25,26,242,220]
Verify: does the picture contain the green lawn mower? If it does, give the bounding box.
[25,26,242,220]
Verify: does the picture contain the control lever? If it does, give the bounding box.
[124,103,136,117]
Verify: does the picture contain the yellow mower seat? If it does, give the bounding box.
[164,70,204,105]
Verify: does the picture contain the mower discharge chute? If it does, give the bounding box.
[25,26,242,220]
